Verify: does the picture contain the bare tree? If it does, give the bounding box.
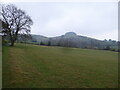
[0,4,33,46]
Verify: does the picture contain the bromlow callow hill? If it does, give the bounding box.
[16,32,119,52]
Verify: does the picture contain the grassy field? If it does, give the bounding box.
[3,43,118,88]
[0,37,2,89]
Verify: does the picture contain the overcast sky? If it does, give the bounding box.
[0,0,118,41]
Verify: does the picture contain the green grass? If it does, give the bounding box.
[0,37,2,89]
[3,43,118,88]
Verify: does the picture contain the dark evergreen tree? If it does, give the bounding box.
[47,41,51,46]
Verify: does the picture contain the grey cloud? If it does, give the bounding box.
[12,2,118,40]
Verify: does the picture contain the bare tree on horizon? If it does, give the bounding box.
[0,4,33,46]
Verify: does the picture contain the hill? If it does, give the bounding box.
[16,32,118,51]
[3,43,118,88]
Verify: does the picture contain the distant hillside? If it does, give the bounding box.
[32,34,49,44]
[17,32,119,51]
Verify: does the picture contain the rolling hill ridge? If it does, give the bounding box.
[17,32,119,51]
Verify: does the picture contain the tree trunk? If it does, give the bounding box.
[10,40,14,46]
